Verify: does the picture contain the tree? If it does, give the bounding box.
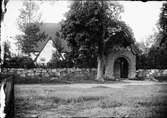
[4,56,35,68]
[3,41,11,62]
[49,20,76,68]
[1,0,9,69]
[153,2,167,49]
[61,1,135,81]
[2,41,35,69]
[48,52,74,68]
[48,30,75,68]
[1,41,11,68]
[145,2,167,69]
[156,2,167,68]
[158,2,167,46]
[17,1,41,31]
[1,0,9,21]
[16,0,48,62]
[52,30,67,61]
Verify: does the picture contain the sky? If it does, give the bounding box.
[1,0,164,63]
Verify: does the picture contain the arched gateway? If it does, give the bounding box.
[114,57,129,78]
[104,45,137,80]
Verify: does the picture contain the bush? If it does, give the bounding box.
[3,56,35,69]
[154,76,167,81]
[47,59,74,68]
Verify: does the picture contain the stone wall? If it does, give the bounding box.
[136,69,167,78]
[2,68,97,78]
[2,68,167,79]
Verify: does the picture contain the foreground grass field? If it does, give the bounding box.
[15,80,167,118]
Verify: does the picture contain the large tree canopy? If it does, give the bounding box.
[158,2,167,47]
[16,1,48,61]
[137,2,167,69]
[148,2,167,68]
[61,1,135,80]
[61,1,134,55]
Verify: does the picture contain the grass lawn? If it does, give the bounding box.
[15,81,167,118]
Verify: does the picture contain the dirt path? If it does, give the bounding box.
[16,80,167,89]
[65,80,167,88]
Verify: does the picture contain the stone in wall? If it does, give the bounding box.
[162,70,167,75]
[136,69,167,78]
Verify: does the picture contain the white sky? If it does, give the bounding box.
[1,0,164,63]
[120,1,162,43]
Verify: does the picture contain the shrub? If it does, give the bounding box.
[154,76,167,81]
[3,56,35,69]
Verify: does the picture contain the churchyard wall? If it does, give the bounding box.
[2,68,167,80]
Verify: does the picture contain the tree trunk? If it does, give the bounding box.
[96,56,105,81]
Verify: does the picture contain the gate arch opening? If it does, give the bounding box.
[114,57,129,79]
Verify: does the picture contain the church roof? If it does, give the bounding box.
[33,23,70,53]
